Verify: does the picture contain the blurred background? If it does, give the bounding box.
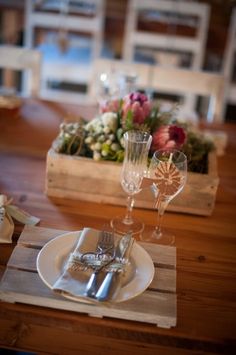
[0,0,236,122]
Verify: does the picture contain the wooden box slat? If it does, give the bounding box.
[0,225,177,328]
[45,149,219,216]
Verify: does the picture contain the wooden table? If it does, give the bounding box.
[0,99,236,354]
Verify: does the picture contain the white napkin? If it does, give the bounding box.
[0,194,40,243]
[53,228,105,300]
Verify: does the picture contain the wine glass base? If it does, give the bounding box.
[111,216,144,236]
[141,228,175,245]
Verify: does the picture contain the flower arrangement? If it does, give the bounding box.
[53,92,214,173]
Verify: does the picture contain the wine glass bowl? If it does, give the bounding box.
[147,149,187,244]
[111,130,152,235]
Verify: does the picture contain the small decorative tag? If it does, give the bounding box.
[154,161,182,195]
[141,161,182,196]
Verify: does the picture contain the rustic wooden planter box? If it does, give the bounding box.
[45,149,219,216]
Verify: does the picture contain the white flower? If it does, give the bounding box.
[96,126,103,134]
[93,152,101,161]
[101,150,108,157]
[111,143,120,151]
[85,136,93,144]
[64,133,71,139]
[98,134,105,142]
[85,118,101,132]
[94,142,102,151]
[105,139,112,145]
[103,126,111,134]
[101,112,118,133]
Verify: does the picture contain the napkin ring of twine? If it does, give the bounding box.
[0,194,40,243]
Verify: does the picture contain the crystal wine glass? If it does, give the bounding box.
[96,69,119,111]
[146,149,187,245]
[111,130,152,235]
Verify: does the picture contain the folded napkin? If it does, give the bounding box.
[0,194,40,243]
[53,228,106,301]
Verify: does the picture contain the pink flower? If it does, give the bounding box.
[151,125,186,152]
[122,92,151,125]
[100,99,120,113]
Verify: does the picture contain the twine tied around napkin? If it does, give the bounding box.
[53,228,102,300]
[53,228,133,301]
[0,194,40,243]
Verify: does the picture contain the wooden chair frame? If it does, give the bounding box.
[150,65,225,123]
[123,0,210,70]
[123,0,211,118]
[0,45,41,97]
[24,0,105,103]
[88,58,224,123]
[24,0,105,60]
[222,8,236,119]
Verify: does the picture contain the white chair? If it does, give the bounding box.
[150,65,225,123]
[24,0,106,103]
[123,0,210,70]
[222,8,236,119]
[88,59,225,123]
[123,0,210,117]
[0,45,41,97]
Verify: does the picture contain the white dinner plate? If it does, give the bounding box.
[37,231,155,303]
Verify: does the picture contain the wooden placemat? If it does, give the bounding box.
[0,225,176,328]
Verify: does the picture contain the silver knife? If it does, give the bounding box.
[84,231,115,298]
[95,234,133,302]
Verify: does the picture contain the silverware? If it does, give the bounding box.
[84,231,115,298]
[95,234,133,302]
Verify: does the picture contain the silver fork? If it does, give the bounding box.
[83,231,115,298]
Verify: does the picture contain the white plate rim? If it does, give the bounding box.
[36,231,155,303]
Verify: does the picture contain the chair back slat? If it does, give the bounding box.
[0,45,41,97]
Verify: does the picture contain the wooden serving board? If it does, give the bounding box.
[0,225,177,328]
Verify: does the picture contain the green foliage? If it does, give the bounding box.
[182,130,214,173]
[123,110,133,130]
[52,96,215,173]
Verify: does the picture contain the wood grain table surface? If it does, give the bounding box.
[0,99,236,354]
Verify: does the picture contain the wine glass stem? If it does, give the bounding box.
[123,195,135,225]
[154,196,168,237]
[155,211,164,237]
